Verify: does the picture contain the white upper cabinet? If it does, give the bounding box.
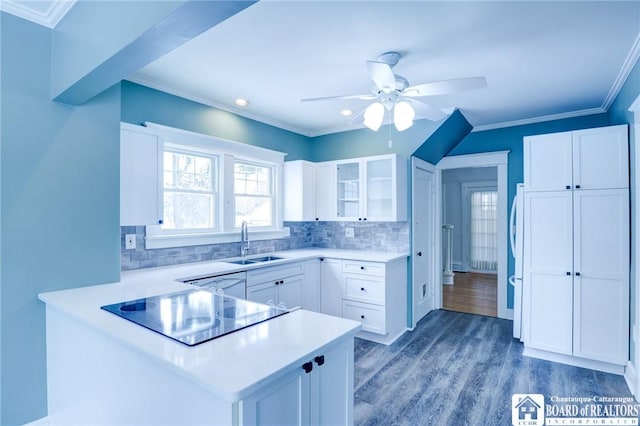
[524,124,628,192]
[335,160,361,220]
[314,163,336,221]
[330,154,407,222]
[284,153,407,222]
[572,125,629,190]
[284,160,316,221]
[120,123,161,226]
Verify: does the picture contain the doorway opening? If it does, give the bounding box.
[441,167,498,317]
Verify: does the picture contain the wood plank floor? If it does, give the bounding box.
[442,272,497,317]
[354,309,634,425]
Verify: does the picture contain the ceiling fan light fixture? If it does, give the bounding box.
[363,102,384,131]
[394,101,415,132]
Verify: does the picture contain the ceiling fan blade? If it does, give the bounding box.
[301,94,377,102]
[403,76,487,97]
[367,61,396,93]
[406,98,448,122]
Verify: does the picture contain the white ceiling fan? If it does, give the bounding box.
[301,52,487,132]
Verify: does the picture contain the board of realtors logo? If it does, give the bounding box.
[512,394,545,426]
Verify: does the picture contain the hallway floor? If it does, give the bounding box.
[442,272,497,317]
[354,310,634,425]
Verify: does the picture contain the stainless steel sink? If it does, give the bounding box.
[226,255,283,265]
[249,256,283,262]
[226,259,254,265]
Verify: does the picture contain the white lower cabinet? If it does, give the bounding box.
[246,263,305,309]
[320,258,344,317]
[241,339,354,426]
[321,257,407,345]
[303,259,321,312]
[523,188,629,371]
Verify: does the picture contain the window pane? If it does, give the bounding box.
[235,196,272,227]
[234,163,272,195]
[163,192,214,229]
[164,151,213,191]
[163,149,217,231]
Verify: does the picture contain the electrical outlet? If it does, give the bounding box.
[345,227,354,238]
[125,234,136,250]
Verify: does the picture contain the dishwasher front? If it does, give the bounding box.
[182,271,247,299]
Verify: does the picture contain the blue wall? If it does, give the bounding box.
[449,113,612,309]
[1,13,121,425]
[122,81,312,161]
[309,117,443,161]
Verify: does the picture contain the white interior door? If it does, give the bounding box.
[411,157,436,326]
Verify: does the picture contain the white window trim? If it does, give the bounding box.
[141,122,288,249]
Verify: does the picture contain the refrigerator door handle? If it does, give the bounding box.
[509,195,517,258]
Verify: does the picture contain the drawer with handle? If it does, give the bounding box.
[342,300,386,335]
[344,275,385,305]
[342,260,385,277]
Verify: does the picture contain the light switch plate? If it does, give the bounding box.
[125,234,136,250]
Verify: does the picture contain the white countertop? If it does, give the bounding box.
[121,248,409,285]
[38,249,405,402]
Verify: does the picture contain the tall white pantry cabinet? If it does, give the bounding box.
[522,124,629,374]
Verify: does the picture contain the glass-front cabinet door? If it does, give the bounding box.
[336,161,360,219]
[365,158,393,219]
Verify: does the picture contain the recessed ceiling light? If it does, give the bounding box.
[234,98,249,107]
[340,109,353,117]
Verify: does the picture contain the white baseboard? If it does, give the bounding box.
[625,361,638,397]
[523,347,626,375]
[23,417,49,426]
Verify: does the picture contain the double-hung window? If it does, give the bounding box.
[162,146,218,232]
[234,161,274,228]
[141,122,286,249]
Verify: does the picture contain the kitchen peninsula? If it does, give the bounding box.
[38,248,409,425]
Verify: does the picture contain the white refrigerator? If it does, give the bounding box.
[509,183,524,341]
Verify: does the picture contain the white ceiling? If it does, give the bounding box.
[4,1,640,136]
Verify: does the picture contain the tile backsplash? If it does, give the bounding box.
[121,221,409,271]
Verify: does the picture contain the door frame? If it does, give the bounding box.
[410,157,437,328]
[436,151,510,319]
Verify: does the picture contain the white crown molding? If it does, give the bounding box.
[603,31,640,111]
[0,0,76,28]
[470,108,605,133]
[126,74,316,138]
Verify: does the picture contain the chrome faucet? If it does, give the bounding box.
[240,220,250,257]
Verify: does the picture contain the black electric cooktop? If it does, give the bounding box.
[101,289,289,346]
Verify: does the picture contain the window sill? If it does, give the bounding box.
[144,227,291,250]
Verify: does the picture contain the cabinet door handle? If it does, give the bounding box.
[358,218,362,221]
[417,251,422,256]
[302,362,313,374]
[363,218,367,221]
[566,271,571,276]
[314,355,325,366]
[360,315,365,319]
[360,287,365,291]
[566,185,571,190]
[158,219,164,224]
[575,272,581,276]
[575,185,581,189]
[360,266,365,270]
[315,217,319,221]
